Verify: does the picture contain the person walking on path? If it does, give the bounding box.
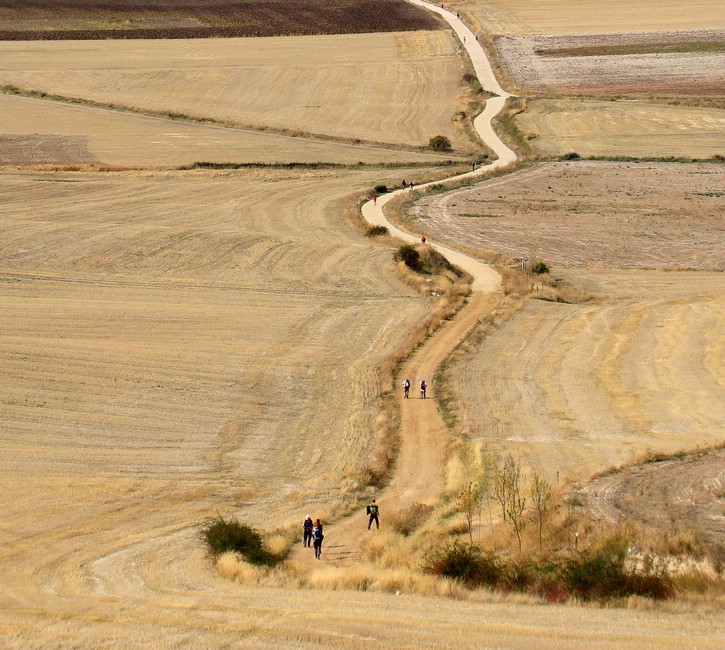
[302,515,313,547]
[312,519,324,559]
[367,500,380,529]
[403,378,410,399]
[420,379,427,399]
[373,191,377,204]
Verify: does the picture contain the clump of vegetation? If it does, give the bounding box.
[394,244,423,272]
[560,152,581,160]
[366,225,389,237]
[389,502,434,536]
[530,260,549,274]
[424,539,674,601]
[462,72,484,94]
[374,184,388,195]
[201,517,283,567]
[429,135,452,152]
[424,541,502,587]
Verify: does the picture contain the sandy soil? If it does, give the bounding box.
[0,94,460,168]
[0,31,476,151]
[411,161,725,269]
[451,0,725,35]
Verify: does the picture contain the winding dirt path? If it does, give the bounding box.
[306,0,517,564]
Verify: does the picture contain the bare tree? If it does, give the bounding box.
[493,463,507,524]
[477,450,496,551]
[530,470,552,550]
[503,455,527,553]
[457,481,478,546]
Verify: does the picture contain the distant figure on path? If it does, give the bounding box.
[471,160,476,172]
[403,378,410,399]
[367,500,380,529]
[421,235,426,244]
[373,191,377,204]
[402,179,407,189]
[420,379,427,399]
[312,519,324,559]
[303,515,313,547]
[409,180,413,189]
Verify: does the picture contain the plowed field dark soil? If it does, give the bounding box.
[0,0,442,39]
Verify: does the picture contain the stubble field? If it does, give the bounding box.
[0,31,475,153]
[1,2,724,647]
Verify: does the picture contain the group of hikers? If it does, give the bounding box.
[402,378,426,399]
[302,500,380,559]
[302,515,325,559]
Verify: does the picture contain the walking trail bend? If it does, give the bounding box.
[300,0,518,564]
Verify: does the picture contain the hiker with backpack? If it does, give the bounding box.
[367,500,380,530]
[403,378,410,399]
[312,518,324,559]
[302,515,313,548]
[420,379,427,399]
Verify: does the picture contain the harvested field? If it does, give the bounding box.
[0,94,459,168]
[495,31,725,97]
[581,446,725,562]
[0,0,442,39]
[411,159,724,563]
[452,0,725,35]
[411,161,725,269]
[515,100,725,159]
[0,31,476,151]
[0,168,435,643]
[440,268,725,483]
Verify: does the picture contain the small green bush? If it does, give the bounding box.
[394,244,422,272]
[531,260,549,274]
[201,517,280,566]
[429,135,452,152]
[366,225,389,237]
[424,541,501,587]
[374,184,388,194]
[561,152,581,160]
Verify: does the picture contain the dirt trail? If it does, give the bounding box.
[298,0,514,565]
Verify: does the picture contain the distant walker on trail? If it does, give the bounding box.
[420,379,427,399]
[367,500,380,530]
[312,519,324,559]
[302,515,313,548]
[403,378,410,399]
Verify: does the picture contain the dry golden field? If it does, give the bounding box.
[515,100,725,159]
[1,3,724,647]
[0,93,459,168]
[0,31,476,152]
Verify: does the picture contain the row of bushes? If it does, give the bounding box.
[424,540,674,602]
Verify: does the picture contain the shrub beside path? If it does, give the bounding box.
[298,0,517,565]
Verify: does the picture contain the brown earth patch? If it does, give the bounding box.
[0,134,97,165]
[0,0,442,39]
[409,161,725,270]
